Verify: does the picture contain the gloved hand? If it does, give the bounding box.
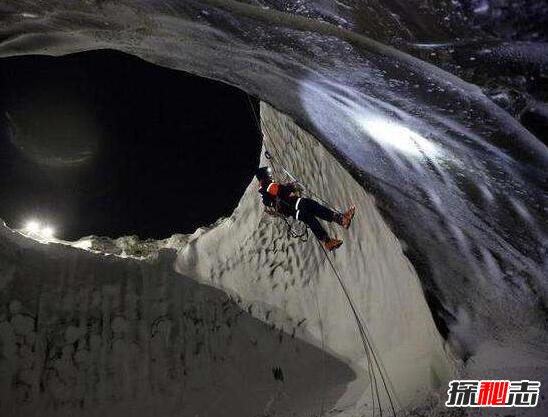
[288,181,303,196]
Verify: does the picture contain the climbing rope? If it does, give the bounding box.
[247,93,400,416]
[246,95,343,215]
[317,237,401,417]
[264,149,344,215]
[304,234,330,417]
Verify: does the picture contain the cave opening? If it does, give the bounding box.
[521,108,548,147]
[0,49,262,241]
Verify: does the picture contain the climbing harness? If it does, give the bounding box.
[264,201,309,241]
[264,148,344,215]
[247,97,341,242]
[282,216,309,242]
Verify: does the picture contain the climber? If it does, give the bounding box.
[256,166,355,251]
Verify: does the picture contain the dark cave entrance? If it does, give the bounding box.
[0,49,262,241]
[521,108,548,147]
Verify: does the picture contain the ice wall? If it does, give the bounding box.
[0,219,354,417]
[176,103,454,414]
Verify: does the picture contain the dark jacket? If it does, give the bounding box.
[258,180,299,217]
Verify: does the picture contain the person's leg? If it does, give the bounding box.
[296,210,328,241]
[297,210,343,250]
[297,198,338,222]
[297,197,355,229]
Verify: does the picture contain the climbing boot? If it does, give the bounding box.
[339,206,356,229]
[323,237,343,252]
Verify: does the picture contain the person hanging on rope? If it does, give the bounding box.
[255,166,355,251]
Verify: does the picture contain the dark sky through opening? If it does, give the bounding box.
[0,50,261,240]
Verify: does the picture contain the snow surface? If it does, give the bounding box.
[0,216,355,417]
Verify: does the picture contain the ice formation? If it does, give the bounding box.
[0,1,546,416]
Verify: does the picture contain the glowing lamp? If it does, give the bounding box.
[25,220,40,233]
[41,226,54,238]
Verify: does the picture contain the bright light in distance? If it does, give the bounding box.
[25,220,40,233]
[22,220,56,239]
[41,226,54,238]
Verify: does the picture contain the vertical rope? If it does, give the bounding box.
[317,238,400,417]
[246,95,343,214]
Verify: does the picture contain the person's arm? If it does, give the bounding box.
[260,184,278,215]
[281,182,301,197]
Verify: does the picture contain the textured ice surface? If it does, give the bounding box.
[176,103,455,414]
[0,218,355,417]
